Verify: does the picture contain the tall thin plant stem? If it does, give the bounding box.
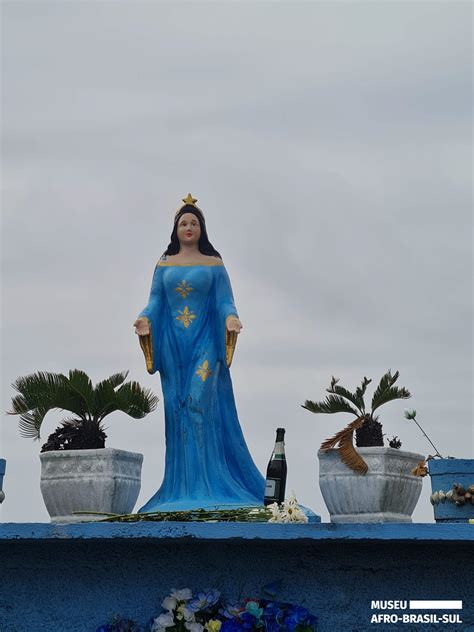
[412,416,443,458]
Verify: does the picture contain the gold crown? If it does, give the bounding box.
[174,193,205,222]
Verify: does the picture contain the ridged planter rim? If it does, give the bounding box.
[317,446,425,460]
[40,448,143,462]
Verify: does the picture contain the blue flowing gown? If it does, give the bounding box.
[137,258,265,512]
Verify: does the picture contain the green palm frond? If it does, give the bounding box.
[326,380,363,415]
[67,369,94,412]
[10,371,89,420]
[354,377,371,413]
[11,372,68,409]
[371,370,411,412]
[115,382,159,419]
[302,394,359,416]
[104,371,129,389]
[9,372,72,440]
[9,394,30,415]
[92,379,120,420]
[18,406,51,441]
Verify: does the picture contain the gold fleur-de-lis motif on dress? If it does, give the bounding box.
[175,280,193,299]
[176,306,196,328]
[196,360,212,382]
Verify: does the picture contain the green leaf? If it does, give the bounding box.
[92,379,119,420]
[67,369,94,413]
[105,371,129,390]
[354,377,371,413]
[326,382,363,415]
[114,382,159,419]
[18,406,51,441]
[8,371,81,439]
[302,394,359,416]
[371,370,411,413]
[8,394,30,415]
[10,372,67,410]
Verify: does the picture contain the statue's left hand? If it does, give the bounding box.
[226,316,243,334]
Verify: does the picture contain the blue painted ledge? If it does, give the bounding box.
[1,521,473,541]
[1,523,473,632]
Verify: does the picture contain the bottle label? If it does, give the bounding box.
[273,441,285,457]
[264,478,280,500]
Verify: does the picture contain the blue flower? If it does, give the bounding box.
[188,589,222,613]
[283,606,317,631]
[245,601,263,622]
[239,611,262,630]
[263,602,284,623]
[96,626,112,632]
[219,603,243,619]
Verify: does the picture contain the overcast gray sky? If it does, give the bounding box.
[1,1,472,523]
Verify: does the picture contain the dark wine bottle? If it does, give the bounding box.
[264,427,287,505]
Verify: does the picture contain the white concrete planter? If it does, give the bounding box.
[318,447,424,523]
[40,448,143,523]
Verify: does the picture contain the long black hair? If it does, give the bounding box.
[164,205,222,258]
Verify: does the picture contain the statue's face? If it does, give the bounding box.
[177,212,201,247]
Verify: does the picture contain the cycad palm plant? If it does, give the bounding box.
[302,370,411,473]
[8,369,158,452]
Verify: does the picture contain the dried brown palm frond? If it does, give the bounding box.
[320,416,368,474]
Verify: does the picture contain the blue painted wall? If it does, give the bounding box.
[0,523,473,632]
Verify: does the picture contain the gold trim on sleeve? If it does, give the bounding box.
[138,325,154,374]
[225,315,239,368]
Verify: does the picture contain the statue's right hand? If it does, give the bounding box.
[134,317,150,336]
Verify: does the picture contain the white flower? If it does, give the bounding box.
[171,588,193,601]
[182,606,196,622]
[274,494,308,523]
[291,507,309,523]
[185,623,204,632]
[267,502,282,523]
[161,595,178,612]
[268,514,283,523]
[267,495,308,523]
[152,612,175,630]
[281,503,308,523]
